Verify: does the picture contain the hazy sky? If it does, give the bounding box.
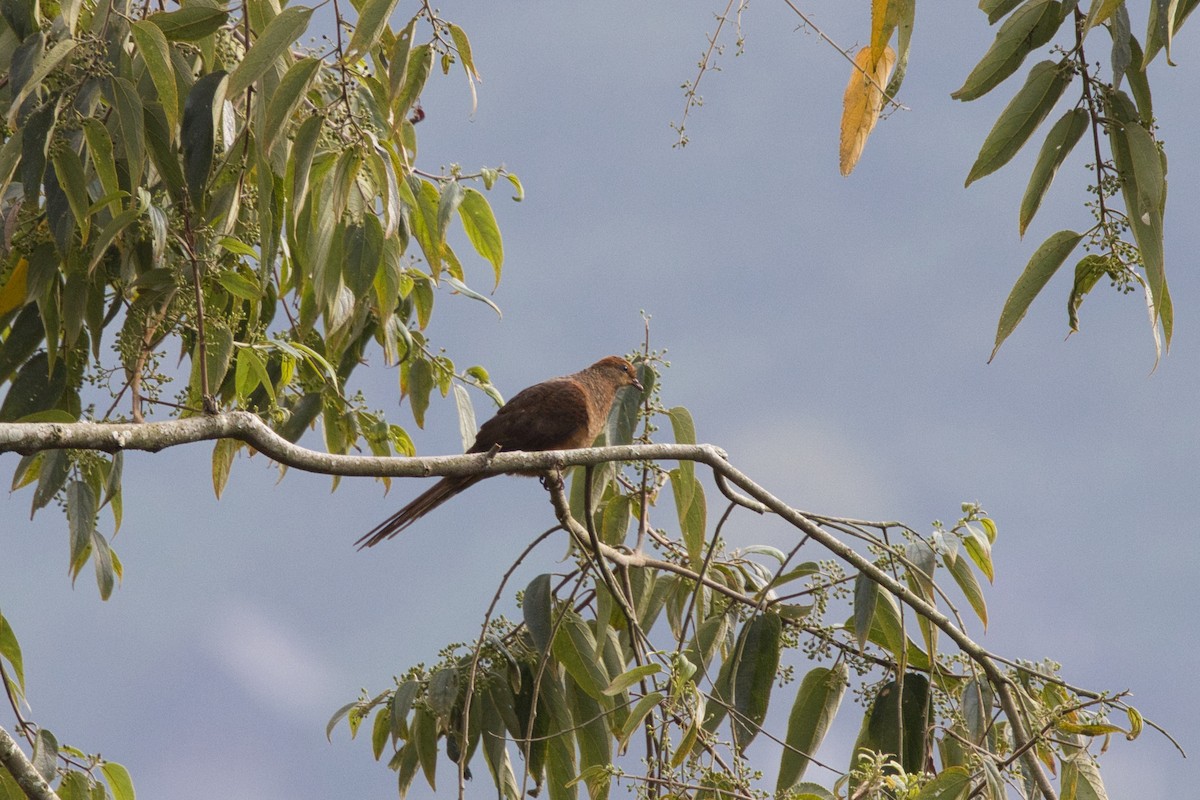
[3,3,1199,798]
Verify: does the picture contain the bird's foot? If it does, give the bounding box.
[539,469,564,491]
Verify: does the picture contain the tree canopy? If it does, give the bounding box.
[0,1,1194,799]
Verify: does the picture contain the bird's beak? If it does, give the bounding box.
[631,376,644,392]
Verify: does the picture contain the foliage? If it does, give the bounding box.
[0,0,517,597]
[685,1,1191,361]
[330,356,1143,800]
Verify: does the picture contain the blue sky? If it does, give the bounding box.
[3,3,1199,798]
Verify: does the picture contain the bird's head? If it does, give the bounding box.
[592,356,644,392]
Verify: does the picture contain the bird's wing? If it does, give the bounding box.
[469,378,593,452]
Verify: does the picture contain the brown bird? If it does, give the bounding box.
[356,356,643,548]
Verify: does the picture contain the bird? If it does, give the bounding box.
[355,355,643,548]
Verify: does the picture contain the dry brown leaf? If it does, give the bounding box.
[839,45,896,177]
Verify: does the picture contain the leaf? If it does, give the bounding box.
[962,679,995,745]
[669,467,706,567]
[66,480,97,581]
[1019,108,1088,236]
[30,449,69,515]
[603,664,662,696]
[725,612,783,752]
[1061,751,1108,800]
[1067,253,1109,333]
[31,728,57,781]
[990,230,1082,361]
[447,23,480,113]
[523,573,553,653]
[427,666,459,720]
[442,275,502,318]
[263,57,321,157]
[839,45,896,176]
[0,612,25,695]
[412,705,438,790]
[5,37,78,129]
[962,525,995,582]
[870,0,897,68]
[979,0,1025,25]
[1,351,66,422]
[945,550,988,628]
[147,6,229,41]
[457,188,503,286]
[110,76,146,192]
[82,119,121,214]
[883,0,916,99]
[343,215,384,299]
[227,6,314,97]
[343,0,401,64]
[131,20,180,136]
[914,766,971,800]
[851,673,931,776]
[551,612,611,703]
[952,0,1059,101]
[965,60,1072,186]
[852,571,879,652]
[776,663,847,793]
[0,303,45,384]
[52,148,91,244]
[91,529,116,600]
[181,71,229,207]
[451,383,477,452]
[616,691,664,748]
[394,43,433,119]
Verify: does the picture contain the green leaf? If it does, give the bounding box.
[343,215,384,300]
[394,42,433,119]
[979,0,1025,25]
[944,550,988,628]
[86,205,142,275]
[523,573,553,653]
[227,6,314,97]
[1061,751,1109,799]
[131,20,180,136]
[961,678,994,745]
[30,448,69,515]
[1019,107,1088,236]
[181,71,229,207]
[91,529,116,599]
[990,229,1082,361]
[914,766,971,800]
[52,148,91,244]
[0,304,46,386]
[412,705,438,790]
[851,673,931,776]
[0,612,25,695]
[66,480,97,581]
[669,467,706,568]
[99,761,135,800]
[551,612,611,703]
[31,728,57,782]
[603,664,661,696]
[965,60,1072,186]
[5,37,78,129]
[146,6,229,41]
[344,0,401,63]
[952,0,1059,101]
[457,188,503,286]
[1,351,66,422]
[616,691,664,748]
[451,383,477,452]
[726,612,783,752]
[110,76,146,192]
[406,356,433,427]
[263,56,320,157]
[776,663,847,793]
[82,119,121,214]
[481,688,521,800]
[852,571,879,652]
[427,666,459,720]
[1067,253,1109,334]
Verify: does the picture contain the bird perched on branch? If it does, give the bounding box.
[356,356,643,548]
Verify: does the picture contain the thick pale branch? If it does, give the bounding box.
[0,727,59,800]
[0,413,1056,798]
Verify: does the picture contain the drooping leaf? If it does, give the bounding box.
[718,612,783,753]
[853,570,879,652]
[523,573,553,653]
[344,0,401,64]
[965,59,1072,186]
[131,20,180,136]
[913,766,971,800]
[839,45,896,176]
[851,673,931,777]
[226,6,314,98]
[181,71,229,213]
[1019,107,1088,236]
[146,6,229,41]
[776,663,848,793]
[457,188,503,286]
[952,0,1059,101]
[109,76,145,193]
[990,229,1082,361]
[263,57,321,157]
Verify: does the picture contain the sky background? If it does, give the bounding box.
[3,2,1200,798]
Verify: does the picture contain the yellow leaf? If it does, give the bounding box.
[839,46,896,176]
[870,0,896,68]
[0,258,29,316]
[1084,0,1123,35]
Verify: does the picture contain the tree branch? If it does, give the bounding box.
[0,413,1057,798]
[0,726,59,800]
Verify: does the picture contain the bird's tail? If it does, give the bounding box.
[355,474,484,549]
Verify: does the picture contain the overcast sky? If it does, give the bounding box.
[4,3,1200,798]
